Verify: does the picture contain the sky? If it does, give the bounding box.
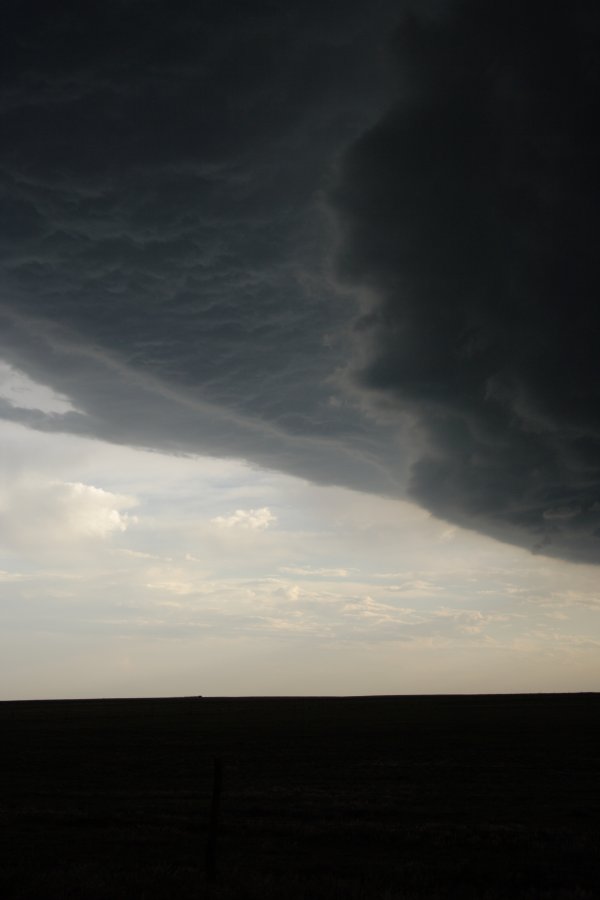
[1,0,599,698]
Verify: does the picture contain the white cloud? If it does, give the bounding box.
[0,479,137,551]
[115,548,162,560]
[212,507,276,530]
[279,565,351,578]
[146,579,195,596]
[386,579,442,598]
[59,482,136,537]
[0,569,24,582]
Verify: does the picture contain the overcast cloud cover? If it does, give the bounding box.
[1,0,599,569]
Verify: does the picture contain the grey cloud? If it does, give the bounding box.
[332,1,600,562]
[2,1,599,565]
[1,1,408,490]
[0,305,402,498]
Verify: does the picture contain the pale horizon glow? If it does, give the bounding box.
[1,386,599,701]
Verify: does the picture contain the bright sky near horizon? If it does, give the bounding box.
[1,366,599,699]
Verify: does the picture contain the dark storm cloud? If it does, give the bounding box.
[0,0,407,494]
[2,1,600,563]
[332,1,600,561]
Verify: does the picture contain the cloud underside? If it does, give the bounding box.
[1,1,599,563]
[332,2,600,562]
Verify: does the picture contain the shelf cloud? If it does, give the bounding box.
[332,1,600,562]
[1,1,599,563]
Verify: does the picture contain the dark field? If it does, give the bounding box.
[1,694,599,899]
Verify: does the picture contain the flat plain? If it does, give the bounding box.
[1,693,599,898]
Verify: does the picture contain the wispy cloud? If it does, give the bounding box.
[212,507,276,531]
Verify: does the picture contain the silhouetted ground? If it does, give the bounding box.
[0,694,599,898]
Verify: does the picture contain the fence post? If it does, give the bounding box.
[205,757,223,882]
